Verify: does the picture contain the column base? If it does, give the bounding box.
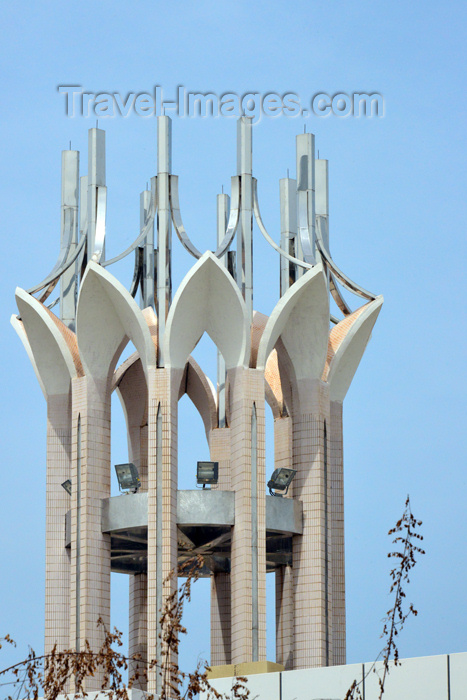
[207,661,284,679]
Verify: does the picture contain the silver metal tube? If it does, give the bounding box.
[60,150,79,330]
[279,178,297,296]
[140,188,154,309]
[79,175,88,256]
[316,159,330,290]
[315,160,329,229]
[87,128,106,261]
[156,117,172,366]
[217,193,229,428]
[296,132,316,267]
[237,117,253,320]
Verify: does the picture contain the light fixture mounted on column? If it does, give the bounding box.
[196,461,219,488]
[115,463,141,493]
[61,479,72,495]
[268,468,296,497]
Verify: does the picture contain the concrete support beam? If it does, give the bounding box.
[292,380,333,668]
[275,565,294,670]
[147,368,180,696]
[274,416,294,669]
[70,376,111,689]
[228,368,266,664]
[211,574,232,666]
[129,573,148,690]
[210,427,232,664]
[45,393,72,653]
[330,400,346,665]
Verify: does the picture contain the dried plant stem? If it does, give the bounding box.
[345,496,425,700]
[1,556,249,700]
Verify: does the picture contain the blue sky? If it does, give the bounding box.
[1,0,466,689]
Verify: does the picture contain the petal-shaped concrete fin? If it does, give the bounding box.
[14,288,78,397]
[265,349,283,419]
[250,310,268,368]
[178,356,218,439]
[327,295,383,402]
[256,265,329,381]
[164,251,250,370]
[114,354,148,467]
[77,262,157,381]
[10,314,47,399]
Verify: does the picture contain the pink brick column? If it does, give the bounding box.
[117,361,149,680]
[129,573,148,688]
[129,417,149,688]
[275,565,294,669]
[273,415,294,668]
[210,427,232,665]
[45,393,72,653]
[228,367,266,664]
[127,427,149,689]
[274,415,292,473]
[210,573,231,665]
[138,424,148,489]
[147,367,180,695]
[292,379,333,668]
[330,400,345,665]
[69,376,111,688]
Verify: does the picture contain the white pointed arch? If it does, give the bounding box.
[14,288,79,397]
[76,262,157,382]
[10,314,46,399]
[257,265,329,381]
[327,296,383,402]
[177,356,218,439]
[113,353,148,469]
[164,251,250,370]
[265,375,281,420]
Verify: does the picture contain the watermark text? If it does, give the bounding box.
[58,86,384,122]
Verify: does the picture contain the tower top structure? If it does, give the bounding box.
[12,117,383,695]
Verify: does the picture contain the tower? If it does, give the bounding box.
[12,116,382,694]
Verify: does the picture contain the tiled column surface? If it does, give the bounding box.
[128,423,149,688]
[70,376,111,689]
[275,565,294,669]
[274,415,293,475]
[210,573,231,666]
[147,367,180,695]
[228,367,266,664]
[273,416,294,668]
[129,573,148,689]
[210,427,232,491]
[330,400,345,665]
[292,379,333,669]
[209,428,231,665]
[138,425,148,490]
[117,360,149,674]
[45,392,72,654]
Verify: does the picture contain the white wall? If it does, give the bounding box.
[203,652,467,700]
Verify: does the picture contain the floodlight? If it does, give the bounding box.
[267,467,296,496]
[115,463,141,492]
[196,461,219,488]
[61,479,72,495]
